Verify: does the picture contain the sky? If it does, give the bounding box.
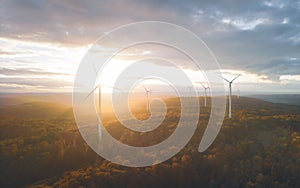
[0,0,300,94]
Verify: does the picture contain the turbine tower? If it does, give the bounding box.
[86,65,106,139]
[188,86,193,97]
[85,84,121,137]
[84,84,102,138]
[198,82,210,107]
[88,65,123,138]
[220,74,241,118]
[142,85,151,112]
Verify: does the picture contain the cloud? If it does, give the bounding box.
[0,77,72,88]
[221,18,269,30]
[0,0,184,46]
[280,75,300,81]
[0,68,70,76]
[0,0,300,93]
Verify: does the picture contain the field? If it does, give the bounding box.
[1,94,300,188]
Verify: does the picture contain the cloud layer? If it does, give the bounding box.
[0,0,299,93]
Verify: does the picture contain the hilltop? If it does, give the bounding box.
[0,95,299,188]
[249,94,300,106]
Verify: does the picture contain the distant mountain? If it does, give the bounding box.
[0,101,70,119]
[249,94,300,106]
[0,93,72,107]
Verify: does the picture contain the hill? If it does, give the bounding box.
[0,95,299,188]
[249,94,300,106]
[0,93,72,107]
[0,101,70,119]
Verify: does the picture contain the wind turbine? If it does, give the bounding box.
[142,85,152,113]
[84,83,102,138]
[220,74,241,118]
[85,84,122,138]
[197,82,210,107]
[188,86,193,97]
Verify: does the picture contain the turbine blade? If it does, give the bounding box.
[142,85,147,91]
[102,85,123,91]
[219,75,230,83]
[199,82,205,88]
[231,74,241,82]
[92,63,97,74]
[196,82,209,89]
[84,85,100,101]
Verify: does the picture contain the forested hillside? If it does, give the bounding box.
[1,96,299,188]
